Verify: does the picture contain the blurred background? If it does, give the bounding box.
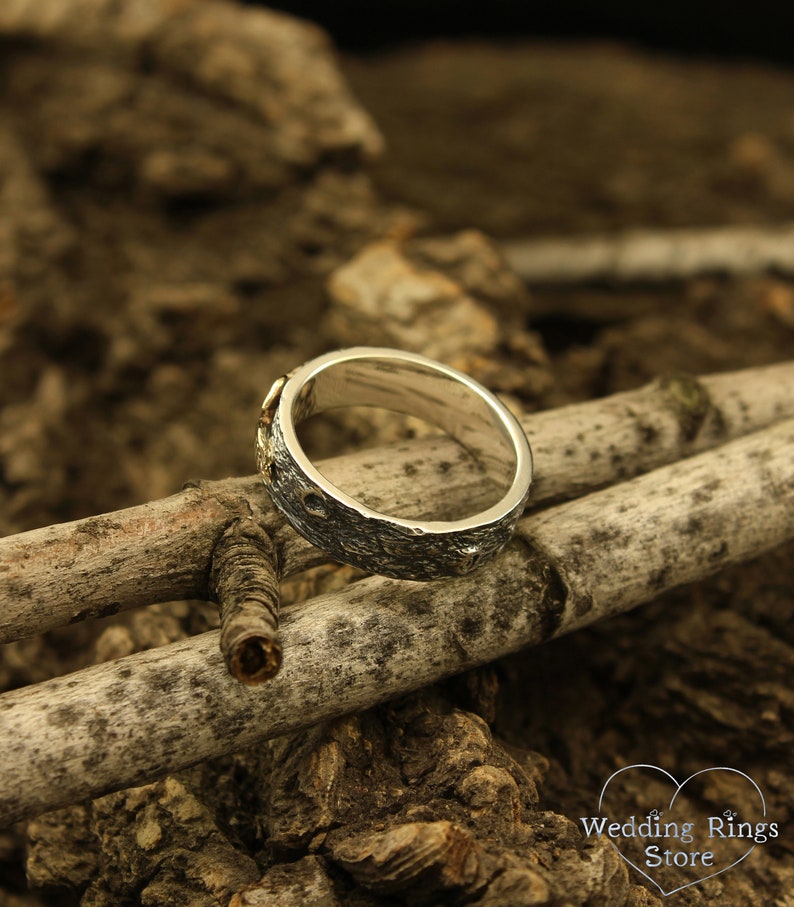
[260,0,794,62]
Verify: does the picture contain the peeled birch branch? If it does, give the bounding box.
[501,223,794,284]
[1,362,793,643]
[1,419,792,825]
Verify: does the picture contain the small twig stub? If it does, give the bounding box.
[210,518,282,685]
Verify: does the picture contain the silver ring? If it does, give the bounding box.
[255,347,532,581]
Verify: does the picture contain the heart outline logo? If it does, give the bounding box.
[596,764,766,897]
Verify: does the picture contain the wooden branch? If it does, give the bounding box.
[1,362,793,643]
[210,518,281,685]
[501,223,794,284]
[1,419,792,825]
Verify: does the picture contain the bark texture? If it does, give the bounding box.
[2,419,793,826]
[501,223,794,284]
[2,361,792,644]
[210,518,282,684]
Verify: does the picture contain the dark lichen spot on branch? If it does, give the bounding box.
[609,451,628,478]
[459,615,484,639]
[73,518,124,542]
[649,566,671,590]
[637,421,659,445]
[691,478,723,505]
[49,704,80,728]
[685,516,703,535]
[709,540,729,561]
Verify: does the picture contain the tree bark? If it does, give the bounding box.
[501,223,794,284]
[1,418,792,825]
[210,518,282,685]
[1,361,792,643]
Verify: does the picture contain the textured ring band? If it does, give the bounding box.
[255,347,533,581]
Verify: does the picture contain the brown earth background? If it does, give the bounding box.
[0,2,793,904]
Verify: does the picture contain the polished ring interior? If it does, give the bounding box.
[256,347,533,581]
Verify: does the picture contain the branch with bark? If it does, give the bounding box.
[501,223,794,284]
[210,518,281,685]
[1,362,792,645]
[0,363,792,825]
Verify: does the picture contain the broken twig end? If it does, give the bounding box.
[211,517,282,685]
[227,630,283,685]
